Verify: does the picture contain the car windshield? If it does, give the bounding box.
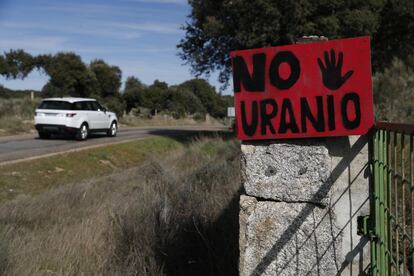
[38,101,73,110]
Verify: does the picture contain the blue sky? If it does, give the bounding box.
[0,0,229,93]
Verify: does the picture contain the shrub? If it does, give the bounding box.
[106,138,241,275]
[373,59,414,122]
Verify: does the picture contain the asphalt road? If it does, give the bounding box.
[0,126,227,164]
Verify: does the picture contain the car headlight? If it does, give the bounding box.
[35,112,45,117]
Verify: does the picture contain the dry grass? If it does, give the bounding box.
[0,97,40,136]
[120,114,226,128]
[0,136,241,275]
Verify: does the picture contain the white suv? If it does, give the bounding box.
[34,97,118,140]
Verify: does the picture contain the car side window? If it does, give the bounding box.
[90,101,103,111]
[95,101,104,111]
[87,101,98,111]
[73,102,83,110]
[80,102,90,111]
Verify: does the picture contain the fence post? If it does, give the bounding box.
[239,135,371,275]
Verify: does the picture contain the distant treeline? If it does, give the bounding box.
[1,48,413,122]
[0,50,233,118]
[0,86,39,98]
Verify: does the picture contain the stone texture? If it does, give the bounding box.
[326,136,371,275]
[239,195,341,276]
[239,136,371,275]
[241,140,331,205]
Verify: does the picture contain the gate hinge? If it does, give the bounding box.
[357,215,375,238]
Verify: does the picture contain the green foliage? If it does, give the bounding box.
[373,59,414,122]
[178,79,227,118]
[89,59,122,98]
[0,49,35,79]
[142,79,167,112]
[178,0,399,87]
[122,78,229,119]
[100,95,126,118]
[123,76,145,113]
[41,52,94,97]
[87,59,125,117]
[0,49,230,119]
[372,0,414,70]
[0,50,127,117]
[0,85,39,99]
[162,87,206,118]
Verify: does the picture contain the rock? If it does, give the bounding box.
[99,159,116,169]
[54,167,64,173]
[241,140,331,204]
[239,196,341,276]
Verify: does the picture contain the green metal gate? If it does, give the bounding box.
[370,122,414,275]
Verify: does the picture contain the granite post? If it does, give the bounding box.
[239,136,370,275]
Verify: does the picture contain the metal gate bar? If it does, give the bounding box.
[371,122,414,276]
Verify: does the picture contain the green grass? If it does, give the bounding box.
[0,137,182,202]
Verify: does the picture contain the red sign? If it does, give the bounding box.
[231,36,374,140]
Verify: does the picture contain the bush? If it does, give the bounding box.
[373,59,414,122]
[0,97,40,135]
[105,138,241,275]
[193,112,206,121]
[100,96,126,118]
[0,98,39,119]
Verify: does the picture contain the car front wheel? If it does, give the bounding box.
[107,121,117,137]
[76,123,88,141]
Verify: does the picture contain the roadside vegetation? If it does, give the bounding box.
[0,51,233,119]
[0,134,241,275]
[0,136,182,202]
[0,77,232,136]
[119,113,225,128]
[0,93,40,136]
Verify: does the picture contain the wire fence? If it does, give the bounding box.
[371,122,414,276]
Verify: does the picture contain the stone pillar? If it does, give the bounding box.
[239,136,370,275]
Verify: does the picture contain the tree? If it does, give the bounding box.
[0,49,36,79]
[372,0,414,70]
[162,87,206,118]
[178,0,386,88]
[89,59,122,98]
[88,60,124,117]
[123,76,146,113]
[41,52,93,97]
[179,79,227,118]
[373,59,414,122]
[141,80,169,113]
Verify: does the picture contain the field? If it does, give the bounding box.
[0,134,241,275]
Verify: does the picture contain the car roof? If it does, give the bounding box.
[41,97,97,103]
